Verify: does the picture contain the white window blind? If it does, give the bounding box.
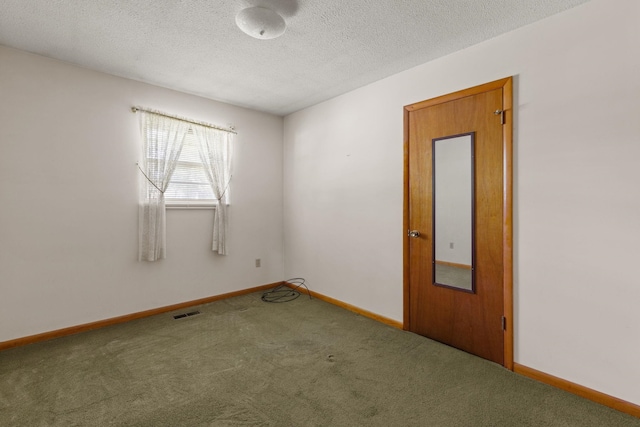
[164,130,216,205]
[143,128,226,207]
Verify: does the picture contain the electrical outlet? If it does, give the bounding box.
[449,242,454,249]
[255,258,261,268]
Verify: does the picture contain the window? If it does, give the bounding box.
[164,130,218,207]
[143,128,228,208]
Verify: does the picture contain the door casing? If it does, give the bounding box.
[402,77,513,369]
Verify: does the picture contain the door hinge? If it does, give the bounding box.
[501,316,507,331]
[494,109,505,125]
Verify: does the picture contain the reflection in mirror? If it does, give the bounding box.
[432,133,475,292]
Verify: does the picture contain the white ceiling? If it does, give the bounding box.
[0,0,590,116]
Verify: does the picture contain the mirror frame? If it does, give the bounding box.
[431,132,476,293]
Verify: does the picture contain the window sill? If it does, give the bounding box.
[166,202,216,210]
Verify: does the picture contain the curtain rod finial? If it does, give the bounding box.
[131,107,138,113]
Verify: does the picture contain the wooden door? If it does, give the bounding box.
[403,78,513,367]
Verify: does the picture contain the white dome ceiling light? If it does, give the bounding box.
[235,6,286,40]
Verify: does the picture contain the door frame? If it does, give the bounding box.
[403,77,513,369]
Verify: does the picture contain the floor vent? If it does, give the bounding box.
[173,310,201,319]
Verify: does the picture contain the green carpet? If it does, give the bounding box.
[0,292,638,426]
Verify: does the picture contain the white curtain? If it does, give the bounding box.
[192,124,234,255]
[138,112,190,261]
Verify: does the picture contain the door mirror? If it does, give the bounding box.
[432,133,475,292]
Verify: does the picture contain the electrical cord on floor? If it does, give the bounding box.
[261,278,311,303]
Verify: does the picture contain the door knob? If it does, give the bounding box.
[408,230,421,238]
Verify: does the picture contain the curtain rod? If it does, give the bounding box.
[131,106,237,134]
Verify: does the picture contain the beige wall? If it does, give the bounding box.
[0,46,285,342]
[283,0,640,405]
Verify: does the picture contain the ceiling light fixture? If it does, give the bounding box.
[235,6,286,40]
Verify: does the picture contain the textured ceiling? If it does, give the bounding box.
[0,0,590,116]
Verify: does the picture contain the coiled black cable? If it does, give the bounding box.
[261,278,311,303]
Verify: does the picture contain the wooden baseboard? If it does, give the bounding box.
[0,282,281,352]
[284,282,403,329]
[514,363,640,418]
